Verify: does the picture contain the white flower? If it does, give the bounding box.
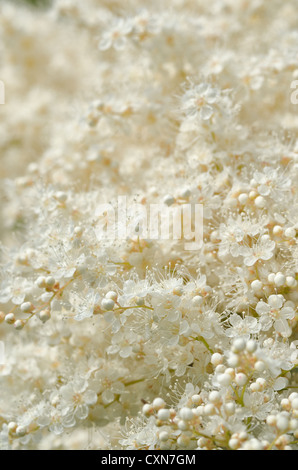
[225,313,261,339]
[256,295,295,337]
[99,18,133,51]
[0,0,298,452]
[181,83,220,121]
[241,236,275,266]
[58,377,98,424]
[70,288,102,321]
[242,391,274,420]
[253,167,292,200]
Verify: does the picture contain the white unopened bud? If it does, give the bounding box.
[39,310,51,323]
[238,193,248,205]
[55,191,67,203]
[208,391,221,403]
[217,373,232,386]
[45,276,56,288]
[159,431,169,442]
[284,227,296,239]
[152,398,165,410]
[255,196,266,208]
[105,291,118,301]
[14,320,25,330]
[274,272,286,287]
[157,409,171,421]
[142,404,153,416]
[286,276,296,287]
[211,353,223,366]
[5,313,15,324]
[163,194,175,206]
[232,338,246,353]
[15,426,27,437]
[36,276,46,288]
[235,373,248,386]
[192,295,203,306]
[179,407,194,421]
[101,298,115,311]
[21,302,34,313]
[251,280,262,292]
[272,225,283,236]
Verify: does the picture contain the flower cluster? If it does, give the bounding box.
[0,0,297,450]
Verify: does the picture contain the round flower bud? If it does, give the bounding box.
[215,364,226,374]
[266,415,277,426]
[246,339,257,353]
[284,227,296,239]
[274,272,286,287]
[289,419,298,430]
[152,398,165,410]
[39,310,51,323]
[5,313,15,325]
[276,415,289,432]
[142,404,153,417]
[8,422,17,434]
[256,378,266,389]
[177,434,190,447]
[255,196,266,208]
[251,280,262,292]
[232,338,246,353]
[178,420,188,431]
[197,437,208,448]
[101,298,115,311]
[157,409,170,421]
[291,398,298,410]
[281,399,291,410]
[272,225,283,236]
[21,302,34,313]
[228,354,239,368]
[15,426,27,437]
[159,431,169,442]
[35,276,46,288]
[249,190,257,200]
[286,276,296,287]
[235,373,248,386]
[191,394,202,405]
[192,296,203,307]
[105,291,118,301]
[238,193,248,205]
[229,438,239,450]
[254,361,266,372]
[179,407,194,421]
[179,188,191,199]
[204,403,216,416]
[163,194,175,206]
[45,276,56,288]
[14,320,25,330]
[208,391,221,403]
[250,382,261,392]
[289,393,298,402]
[225,367,235,378]
[224,402,235,416]
[217,373,232,386]
[211,352,223,366]
[55,191,67,203]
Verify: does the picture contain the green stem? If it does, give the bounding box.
[192,336,214,354]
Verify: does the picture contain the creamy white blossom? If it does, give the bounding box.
[0,0,297,451]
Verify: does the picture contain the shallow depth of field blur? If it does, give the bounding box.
[0,0,297,451]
